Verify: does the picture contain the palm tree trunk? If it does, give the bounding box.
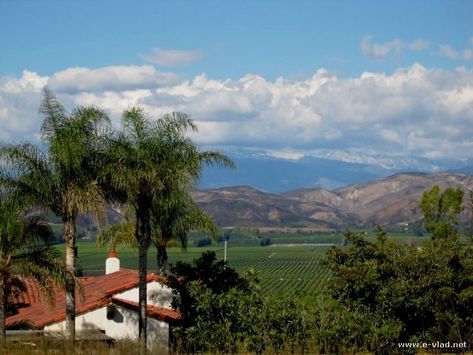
[64,217,76,342]
[157,243,168,275]
[0,274,5,341]
[136,201,151,352]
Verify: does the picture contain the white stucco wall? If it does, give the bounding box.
[44,305,169,349]
[115,281,174,309]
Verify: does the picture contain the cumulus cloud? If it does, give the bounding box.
[48,65,179,93]
[0,70,48,143]
[439,37,473,61]
[141,48,203,67]
[1,63,473,159]
[361,35,429,59]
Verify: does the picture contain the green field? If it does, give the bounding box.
[226,245,331,294]
[61,241,332,295]
[60,230,434,296]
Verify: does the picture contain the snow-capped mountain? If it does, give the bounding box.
[199,148,471,193]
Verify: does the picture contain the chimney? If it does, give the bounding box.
[106,249,120,274]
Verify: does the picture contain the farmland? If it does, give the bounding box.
[226,245,331,294]
[62,229,430,295]
[66,241,332,295]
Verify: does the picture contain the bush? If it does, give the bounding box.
[195,237,212,247]
[324,229,473,352]
[168,252,310,354]
[259,237,272,246]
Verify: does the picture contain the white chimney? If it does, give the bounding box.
[106,250,120,274]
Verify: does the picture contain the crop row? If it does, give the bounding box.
[228,253,331,295]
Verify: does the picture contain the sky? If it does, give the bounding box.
[1,0,473,160]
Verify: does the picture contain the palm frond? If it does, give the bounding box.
[157,112,197,136]
[23,215,56,246]
[64,181,107,221]
[198,150,236,169]
[40,87,68,141]
[13,246,74,305]
[175,203,218,246]
[71,106,111,134]
[96,222,137,250]
[122,107,150,142]
[0,143,57,211]
[0,143,50,176]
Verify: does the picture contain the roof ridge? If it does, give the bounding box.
[112,297,181,322]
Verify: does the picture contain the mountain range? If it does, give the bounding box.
[192,172,473,230]
[200,149,473,192]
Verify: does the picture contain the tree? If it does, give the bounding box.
[0,88,109,340]
[167,252,310,354]
[97,188,218,275]
[99,108,233,347]
[324,229,473,352]
[468,190,473,239]
[167,251,250,352]
[152,188,217,274]
[0,193,70,340]
[419,185,464,239]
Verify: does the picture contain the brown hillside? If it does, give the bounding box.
[192,173,473,229]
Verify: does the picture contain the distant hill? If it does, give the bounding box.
[199,149,470,193]
[191,185,359,230]
[192,172,473,230]
[67,172,473,233]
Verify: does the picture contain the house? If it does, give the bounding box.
[6,251,181,349]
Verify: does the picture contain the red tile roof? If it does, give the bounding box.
[6,269,175,329]
[112,298,181,323]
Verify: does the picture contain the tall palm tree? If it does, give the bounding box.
[100,107,233,347]
[97,188,218,275]
[0,88,109,340]
[0,193,70,340]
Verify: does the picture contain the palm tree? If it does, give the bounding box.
[97,188,218,275]
[0,88,109,340]
[0,193,70,340]
[152,188,217,275]
[99,107,233,347]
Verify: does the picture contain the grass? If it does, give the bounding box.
[2,338,166,354]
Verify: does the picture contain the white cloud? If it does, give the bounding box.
[0,71,48,142]
[439,37,473,61]
[48,65,178,93]
[141,48,203,67]
[1,63,473,159]
[361,35,429,59]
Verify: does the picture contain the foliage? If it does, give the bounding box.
[324,229,473,352]
[168,251,310,354]
[410,219,424,237]
[0,88,109,339]
[309,298,403,354]
[98,107,232,344]
[259,237,272,246]
[419,185,464,239]
[151,187,218,273]
[194,237,212,247]
[97,189,218,274]
[167,251,249,327]
[0,194,71,339]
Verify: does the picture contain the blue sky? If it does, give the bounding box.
[2,1,472,78]
[1,1,473,160]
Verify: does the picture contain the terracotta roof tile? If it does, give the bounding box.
[112,297,181,323]
[6,269,169,329]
